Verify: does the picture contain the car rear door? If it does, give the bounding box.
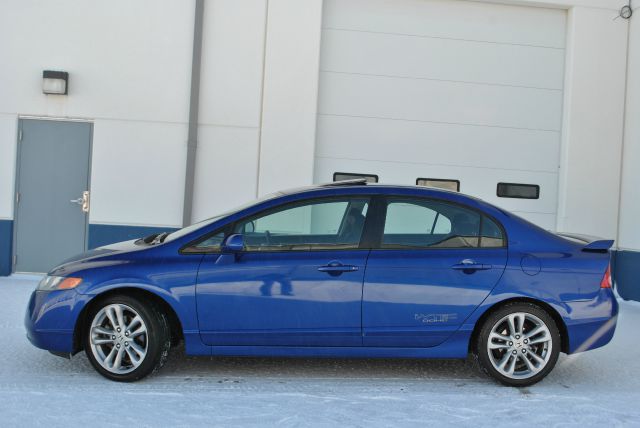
[362,197,507,347]
[195,196,370,347]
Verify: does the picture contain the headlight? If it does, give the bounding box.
[37,275,82,291]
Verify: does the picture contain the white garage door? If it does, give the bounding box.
[314,0,567,230]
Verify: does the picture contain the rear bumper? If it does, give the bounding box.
[564,288,618,354]
[24,289,85,354]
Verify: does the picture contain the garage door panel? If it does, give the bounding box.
[320,29,565,90]
[318,72,563,131]
[316,0,566,230]
[316,115,560,173]
[314,157,559,220]
[323,0,566,49]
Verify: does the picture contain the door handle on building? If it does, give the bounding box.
[70,191,90,213]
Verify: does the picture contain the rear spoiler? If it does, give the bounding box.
[556,232,614,252]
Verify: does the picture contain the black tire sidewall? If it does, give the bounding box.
[476,302,561,387]
[84,294,170,382]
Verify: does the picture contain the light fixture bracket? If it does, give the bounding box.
[42,70,69,95]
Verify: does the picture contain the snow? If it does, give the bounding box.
[1,275,639,427]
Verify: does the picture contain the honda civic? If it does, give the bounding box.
[25,179,618,386]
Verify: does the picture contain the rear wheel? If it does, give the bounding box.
[474,302,560,387]
[85,294,170,382]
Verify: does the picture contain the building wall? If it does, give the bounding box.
[0,0,196,274]
[0,0,636,281]
[0,0,195,225]
[556,5,628,240]
[191,0,267,223]
[616,10,640,300]
[257,0,324,197]
[314,0,567,231]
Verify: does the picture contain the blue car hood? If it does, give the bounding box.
[50,239,146,276]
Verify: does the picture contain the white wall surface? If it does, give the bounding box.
[192,126,260,222]
[191,0,267,222]
[90,120,188,227]
[0,0,194,227]
[257,0,324,196]
[618,13,640,251]
[0,115,18,220]
[315,0,566,230]
[556,6,628,239]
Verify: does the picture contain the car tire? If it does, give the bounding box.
[84,294,171,382]
[473,302,561,387]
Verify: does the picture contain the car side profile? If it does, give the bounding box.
[25,180,618,386]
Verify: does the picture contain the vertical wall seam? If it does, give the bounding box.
[309,0,325,184]
[182,0,205,226]
[614,18,632,249]
[255,0,270,197]
[555,6,574,233]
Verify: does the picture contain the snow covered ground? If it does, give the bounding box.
[1,275,639,427]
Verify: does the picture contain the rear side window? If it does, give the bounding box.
[382,198,504,249]
[480,216,505,248]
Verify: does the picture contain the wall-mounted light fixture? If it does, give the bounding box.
[42,70,69,95]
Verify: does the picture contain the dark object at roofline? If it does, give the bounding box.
[320,178,369,187]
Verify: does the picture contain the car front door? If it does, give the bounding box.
[194,196,370,347]
[362,197,507,347]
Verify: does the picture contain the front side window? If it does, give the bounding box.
[233,198,369,251]
[382,199,504,249]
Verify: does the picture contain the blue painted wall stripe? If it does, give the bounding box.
[87,224,179,249]
[0,220,12,276]
[613,250,640,302]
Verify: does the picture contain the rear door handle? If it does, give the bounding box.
[318,261,359,275]
[451,259,492,272]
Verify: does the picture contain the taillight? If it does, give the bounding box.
[600,264,612,288]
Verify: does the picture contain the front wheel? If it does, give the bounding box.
[85,294,171,382]
[474,302,560,387]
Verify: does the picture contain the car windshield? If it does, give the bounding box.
[161,192,283,243]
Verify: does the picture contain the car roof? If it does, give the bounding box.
[280,179,475,200]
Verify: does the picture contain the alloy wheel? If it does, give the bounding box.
[89,303,149,374]
[486,312,553,379]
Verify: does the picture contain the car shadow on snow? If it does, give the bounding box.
[25,341,592,389]
[157,346,486,382]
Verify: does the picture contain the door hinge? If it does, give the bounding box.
[12,255,17,266]
[15,192,20,204]
[18,129,22,142]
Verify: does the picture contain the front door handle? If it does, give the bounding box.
[451,259,492,273]
[318,261,359,276]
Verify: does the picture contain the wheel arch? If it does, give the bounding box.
[468,297,569,354]
[73,287,185,354]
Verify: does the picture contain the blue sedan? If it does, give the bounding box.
[25,180,617,386]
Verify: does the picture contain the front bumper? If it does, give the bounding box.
[24,289,87,354]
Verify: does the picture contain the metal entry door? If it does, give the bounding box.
[14,119,92,273]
